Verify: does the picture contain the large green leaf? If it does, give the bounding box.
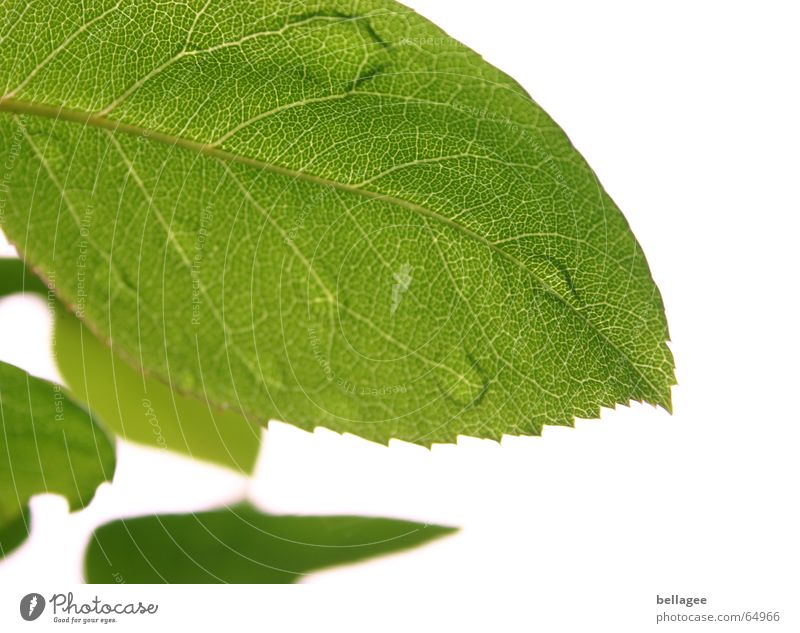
[0,257,261,471]
[0,359,115,526]
[0,1,674,445]
[85,503,455,583]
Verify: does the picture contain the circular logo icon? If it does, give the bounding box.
[20,593,45,621]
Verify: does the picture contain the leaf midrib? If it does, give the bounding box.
[0,96,663,401]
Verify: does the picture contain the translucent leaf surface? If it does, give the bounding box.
[0,1,674,445]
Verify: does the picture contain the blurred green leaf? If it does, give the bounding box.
[54,305,262,473]
[0,506,29,559]
[0,257,261,472]
[0,359,115,526]
[85,503,456,583]
[0,257,47,297]
[1,259,102,557]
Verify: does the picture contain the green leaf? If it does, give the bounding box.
[0,257,261,471]
[0,257,48,297]
[0,260,104,557]
[53,304,262,472]
[0,359,115,525]
[85,503,455,583]
[0,1,674,446]
[0,506,29,559]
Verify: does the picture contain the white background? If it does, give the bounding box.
[1,1,798,631]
